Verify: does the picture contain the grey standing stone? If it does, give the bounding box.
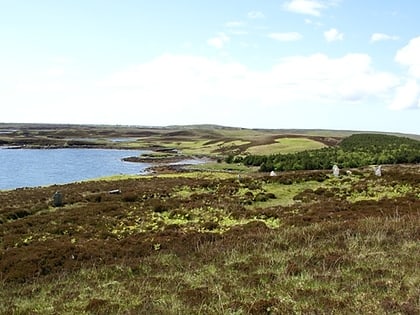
[332,165,340,177]
[53,191,63,207]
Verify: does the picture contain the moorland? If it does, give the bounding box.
[0,123,419,314]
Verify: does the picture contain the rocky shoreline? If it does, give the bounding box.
[123,154,211,174]
[122,155,189,164]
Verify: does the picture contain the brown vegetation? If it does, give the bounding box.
[0,164,419,314]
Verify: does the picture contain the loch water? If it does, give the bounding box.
[0,148,149,190]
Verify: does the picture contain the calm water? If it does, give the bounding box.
[0,148,150,190]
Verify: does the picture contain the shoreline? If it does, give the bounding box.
[0,148,211,191]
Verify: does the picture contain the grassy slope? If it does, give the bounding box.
[246,138,326,155]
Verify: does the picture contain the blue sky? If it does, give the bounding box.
[1,0,420,134]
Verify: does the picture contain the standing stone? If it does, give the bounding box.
[332,165,340,177]
[53,191,63,207]
[375,165,382,177]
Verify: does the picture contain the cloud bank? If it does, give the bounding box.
[324,28,344,42]
[395,36,420,78]
[390,36,420,110]
[91,53,398,125]
[268,32,303,41]
[207,33,230,49]
[282,0,338,16]
[6,36,420,127]
[370,33,399,43]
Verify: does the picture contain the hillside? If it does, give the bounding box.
[1,165,419,314]
[1,124,419,314]
[1,124,419,154]
[237,133,420,172]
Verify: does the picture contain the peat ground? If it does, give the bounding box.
[0,165,419,314]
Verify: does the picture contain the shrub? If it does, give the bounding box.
[6,209,31,220]
[266,192,276,199]
[202,221,219,231]
[122,192,138,202]
[254,193,269,202]
[150,200,167,213]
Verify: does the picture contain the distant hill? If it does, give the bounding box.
[166,124,420,141]
[1,122,419,139]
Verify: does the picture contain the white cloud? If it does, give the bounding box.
[283,0,340,16]
[304,18,323,27]
[370,33,399,43]
[388,37,420,111]
[207,32,230,49]
[97,53,397,111]
[389,80,420,110]
[268,32,302,41]
[225,21,248,35]
[45,67,66,77]
[3,53,398,126]
[42,56,74,78]
[248,11,265,19]
[51,56,73,64]
[229,30,249,36]
[269,53,397,102]
[225,21,245,28]
[283,0,326,16]
[395,36,420,78]
[324,28,343,42]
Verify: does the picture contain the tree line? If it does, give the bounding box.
[226,134,420,172]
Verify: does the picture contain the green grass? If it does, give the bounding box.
[145,139,220,155]
[151,170,239,180]
[2,215,418,314]
[253,181,324,208]
[168,139,250,155]
[188,161,256,173]
[246,138,326,155]
[323,172,419,203]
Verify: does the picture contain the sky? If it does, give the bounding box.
[1,1,420,134]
